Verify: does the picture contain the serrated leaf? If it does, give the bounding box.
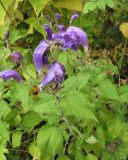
[21,111,42,129]
[99,80,118,100]
[29,0,51,17]
[0,122,9,145]
[54,0,83,11]
[12,131,22,148]
[0,101,11,119]
[37,126,63,160]
[32,93,56,115]
[61,91,98,122]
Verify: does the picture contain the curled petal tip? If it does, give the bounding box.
[55,13,61,21]
[70,13,79,24]
[40,61,65,88]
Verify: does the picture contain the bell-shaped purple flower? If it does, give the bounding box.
[53,26,88,51]
[33,40,50,75]
[10,52,23,65]
[38,61,65,89]
[44,24,53,40]
[64,26,88,51]
[70,13,79,24]
[0,69,22,81]
[55,13,61,21]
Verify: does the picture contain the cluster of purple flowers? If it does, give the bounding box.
[0,13,88,92]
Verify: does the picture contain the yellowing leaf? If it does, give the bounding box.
[14,0,23,11]
[0,0,13,25]
[29,0,51,17]
[54,0,83,11]
[119,22,128,38]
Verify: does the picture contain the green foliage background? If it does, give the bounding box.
[0,0,128,160]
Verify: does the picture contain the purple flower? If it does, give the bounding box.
[33,40,50,75]
[57,25,66,32]
[45,15,51,22]
[70,13,79,24]
[53,26,88,51]
[55,13,61,21]
[44,24,53,40]
[5,31,9,40]
[10,52,23,64]
[0,69,21,81]
[38,61,65,89]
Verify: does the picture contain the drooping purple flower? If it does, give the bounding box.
[45,15,51,22]
[54,13,61,21]
[44,24,53,40]
[10,52,23,65]
[38,61,65,89]
[67,26,88,50]
[0,69,22,81]
[33,40,50,75]
[70,13,79,24]
[5,31,9,40]
[53,26,88,51]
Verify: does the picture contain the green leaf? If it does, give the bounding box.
[9,83,32,112]
[12,131,22,148]
[28,141,41,159]
[99,80,118,100]
[54,0,83,11]
[29,0,51,17]
[32,93,56,115]
[9,29,27,44]
[97,0,106,11]
[107,116,124,139]
[37,126,63,160]
[0,101,11,119]
[21,111,42,129]
[0,0,12,25]
[25,17,46,36]
[0,122,9,145]
[61,91,98,122]
[14,0,23,11]
[83,2,97,14]
[86,153,98,160]
[106,0,115,8]
[86,135,97,144]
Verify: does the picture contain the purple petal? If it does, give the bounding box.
[10,52,23,64]
[70,13,79,24]
[67,26,88,49]
[0,69,21,81]
[57,25,66,32]
[55,13,61,21]
[44,24,53,40]
[39,61,65,87]
[33,40,50,75]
